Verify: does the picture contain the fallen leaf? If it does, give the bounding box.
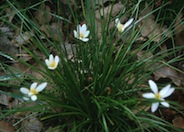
[60,0,75,5]
[40,22,63,41]
[11,62,44,80]
[0,121,15,132]
[175,12,184,47]
[5,8,15,23]
[139,3,163,43]
[0,94,10,106]
[21,117,43,132]
[61,42,76,60]
[172,116,184,129]
[152,63,184,86]
[136,50,184,86]
[35,4,52,25]
[14,31,34,46]
[137,50,153,60]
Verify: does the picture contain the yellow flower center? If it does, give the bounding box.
[30,88,38,95]
[117,24,124,33]
[79,33,84,38]
[50,60,56,68]
[155,93,161,100]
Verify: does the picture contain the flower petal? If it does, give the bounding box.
[81,24,87,33]
[77,25,80,32]
[161,101,170,107]
[31,95,37,101]
[74,30,78,38]
[123,18,133,29]
[23,97,30,101]
[45,59,49,66]
[148,80,158,94]
[30,82,38,90]
[36,82,47,92]
[151,102,159,112]
[162,88,175,98]
[20,88,29,94]
[115,18,120,24]
[142,93,155,99]
[81,38,89,42]
[159,84,171,97]
[55,55,60,63]
[49,54,54,61]
[84,30,90,38]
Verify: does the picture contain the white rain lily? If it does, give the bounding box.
[20,82,47,101]
[115,18,134,33]
[142,80,175,113]
[74,24,90,42]
[45,54,59,70]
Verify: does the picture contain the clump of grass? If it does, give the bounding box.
[0,0,183,131]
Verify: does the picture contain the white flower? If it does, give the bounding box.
[142,80,175,112]
[45,54,59,70]
[115,18,133,33]
[20,82,47,101]
[74,24,90,42]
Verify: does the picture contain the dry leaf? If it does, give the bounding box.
[14,31,34,46]
[173,116,184,129]
[136,50,184,86]
[139,3,162,43]
[0,121,15,132]
[40,22,63,41]
[12,62,44,80]
[60,0,75,5]
[0,94,10,106]
[21,117,43,132]
[5,8,15,23]
[61,42,76,60]
[175,12,184,47]
[152,63,184,86]
[137,50,153,60]
[35,4,52,25]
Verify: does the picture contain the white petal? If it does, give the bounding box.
[31,95,37,101]
[142,93,155,99]
[159,84,171,97]
[161,101,170,107]
[23,97,30,101]
[36,82,47,92]
[84,30,90,38]
[74,30,78,38]
[115,18,120,24]
[77,25,80,32]
[81,24,87,33]
[123,18,133,29]
[48,66,56,70]
[30,82,38,90]
[45,59,49,66]
[49,54,54,61]
[81,38,89,42]
[54,55,60,63]
[151,102,159,112]
[148,80,158,94]
[162,88,175,98]
[20,88,29,94]
[121,26,125,32]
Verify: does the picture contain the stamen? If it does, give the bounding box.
[155,93,161,100]
[50,61,56,67]
[80,33,84,38]
[118,24,124,32]
[30,88,38,95]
